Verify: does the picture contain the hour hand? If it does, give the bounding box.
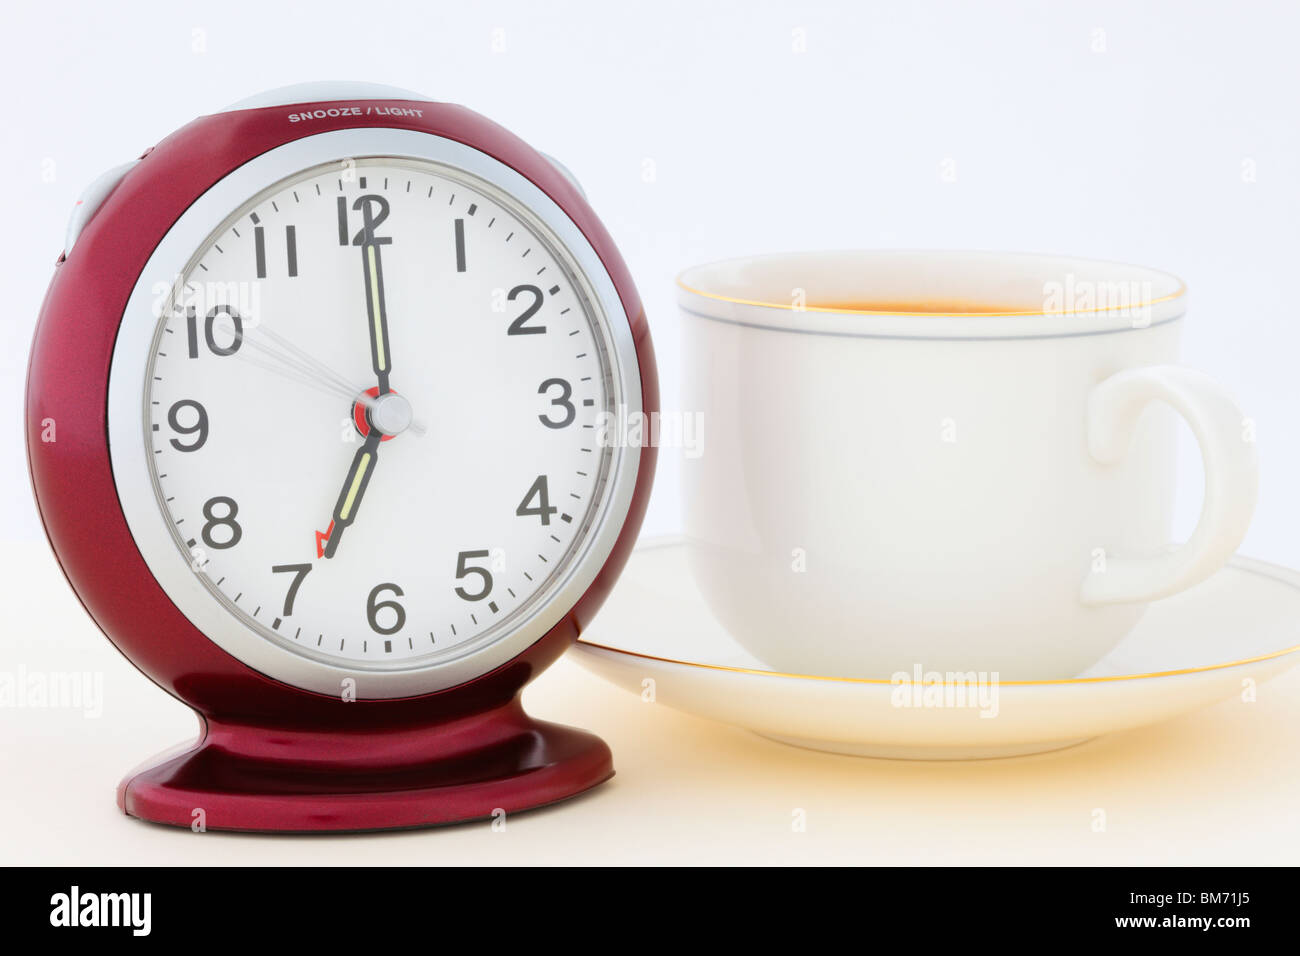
[320,432,380,559]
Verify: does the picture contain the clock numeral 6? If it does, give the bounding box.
[366,583,406,635]
[507,285,545,335]
[167,400,208,452]
[516,476,558,525]
[185,305,244,359]
[454,550,494,602]
[538,378,575,428]
[200,496,242,550]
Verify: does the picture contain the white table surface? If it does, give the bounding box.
[2,539,1297,866]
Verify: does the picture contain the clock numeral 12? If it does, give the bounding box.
[338,195,392,245]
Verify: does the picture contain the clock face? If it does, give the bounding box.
[140,156,622,672]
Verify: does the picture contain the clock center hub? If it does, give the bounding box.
[369,391,413,437]
[352,386,411,440]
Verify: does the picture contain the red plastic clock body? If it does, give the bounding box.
[25,96,657,832]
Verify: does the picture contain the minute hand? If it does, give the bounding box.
[362,241,393,394]
[322,431,381,559]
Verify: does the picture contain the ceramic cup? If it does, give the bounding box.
[679,251,1258,680]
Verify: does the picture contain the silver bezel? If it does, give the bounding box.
[107,128,642,699]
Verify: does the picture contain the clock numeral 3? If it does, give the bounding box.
[366,583,406,635]
[538,378,575,428]
[200,496,242,550]
[454,550,494,602]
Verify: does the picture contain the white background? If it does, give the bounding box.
[5,0,1300,556]
[2,0,1299,863]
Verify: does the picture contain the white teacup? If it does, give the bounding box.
[679,251,1258,680]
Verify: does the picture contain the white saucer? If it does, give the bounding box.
[573,538,1300,759]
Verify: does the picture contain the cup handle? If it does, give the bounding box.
[1081,365,1259,606]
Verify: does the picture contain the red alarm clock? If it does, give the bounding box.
[26,82,657,832]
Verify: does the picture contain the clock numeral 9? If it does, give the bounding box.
[200,496,242,550]
[538,378,575,428]
[366,583,406,635]
[454,550,494,602]
[507,285,545,335]
[516,476,558,525]
[167,400,208,452]
[186,305,244,358]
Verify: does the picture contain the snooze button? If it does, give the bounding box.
[63,160,138,257]
[541,152,586,199]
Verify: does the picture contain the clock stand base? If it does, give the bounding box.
[115,698,614,833]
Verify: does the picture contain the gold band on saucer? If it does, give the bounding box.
[574,637,1300,686]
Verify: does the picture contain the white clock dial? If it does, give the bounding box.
[142,156,619,670]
